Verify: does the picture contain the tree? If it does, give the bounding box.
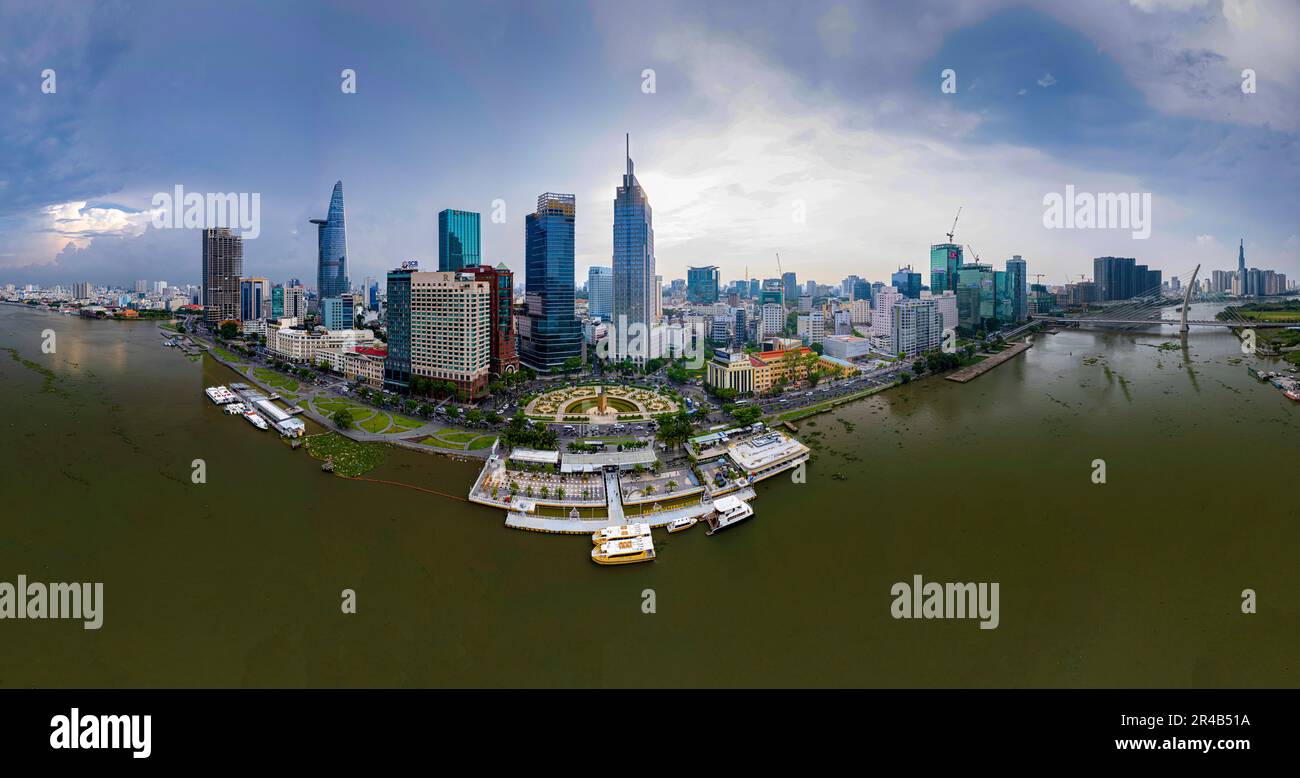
[332,408,354,429]
[809,342,824,355]
[218,321,240,340]
[731,406,762,425]
[655,410,695,452]
[465,409,483,425]
[562,356,582,375]
[666,480,678,493]
[484,410,502,424]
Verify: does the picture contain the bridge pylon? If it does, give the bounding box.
[1180,264,1200,336]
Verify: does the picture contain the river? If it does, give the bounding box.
[1,302,1296,687]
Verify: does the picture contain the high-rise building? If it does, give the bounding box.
[587,266,613,320]
[239,277,271,321]
[466,264,520,377]
[891,298,941,357]
[367,278,380,311]
[201,227,243,324]
[655,274,663,322]
[311,181,349,299]
[72,281,91,299]
[1237,238,1246,284]
[782,272,798,305]
[759,302,785,339]
[519,193,582,372]
[891,266,922,299]
[285,285,307,320]
[759,279,784,307]
[1005,256,1028,323]
[871,287,902,339]
[797,310,825,344]
[383,262,418,392]
[320,296,350,330]
[409,271,492,399]
[749,278,760,298]
[929,243,963,293]
[272,284,285,319]
[1093,257,1160,302]
[956,263,994,328]
[613,136,656,357]
[438,209,481,272]
[687,265,720,304]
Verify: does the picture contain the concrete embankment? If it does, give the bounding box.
[946,341,1032,383]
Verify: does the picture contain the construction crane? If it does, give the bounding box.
[965,244,982,265]
[946,207,962,243]
[775,252,783,276]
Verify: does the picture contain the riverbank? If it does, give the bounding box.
[946,341,1033,383]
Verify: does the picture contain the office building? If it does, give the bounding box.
[239,277,271,321]
[466,263,520,377]
[891,298,941,357]
[687,265,720,304]
[930,243,963,293]
[519,193,582,372]
[201,227,243,324]
[438,209,481,272]
[588,266,613,320]
[891,266,922,299]
[409,271,492,399]
[613,136,656,358]
[311,181,349,299]
[383,262,417,392]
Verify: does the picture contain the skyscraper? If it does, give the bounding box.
[201,227,243,324]
[587,266,613,320]
[1237,238,1246,291]
[409,271,492,399]
[239,277,271,321]
[687,265,719,304]
[929,243,963,293]
[311,181,349,299]
[782,272,798,305]
[891,266,922,299]
[383,262,417,392]
[613,135,656,358]
[438,209,481,272]
[519,193,582,372]
[1005,256,1028,323]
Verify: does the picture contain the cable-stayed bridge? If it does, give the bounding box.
[1034,265,1300,333]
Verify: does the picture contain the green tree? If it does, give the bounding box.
[332,408,354,429]
[562,356,582,375]
[218,321,240,340]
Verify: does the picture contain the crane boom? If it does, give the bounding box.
[946,207,962,243]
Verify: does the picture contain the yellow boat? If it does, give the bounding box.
[591,522,651,545]
[591,536,656,565]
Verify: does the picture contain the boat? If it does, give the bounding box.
[1285,389,1300,402]
[666,516,698,533]
[591,523,651,544]
[591,536,656,565]
[705,495,754,536]
[224,402,247,415]
[205,385,236,404]
[243,410,269,430]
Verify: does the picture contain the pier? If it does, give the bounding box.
[505,487,757,534]
[946,341,1031,383]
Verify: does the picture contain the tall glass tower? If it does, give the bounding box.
[519,193,581,372]
[613,135,656,343]
[438,209,481,272]
[311,181,349,299]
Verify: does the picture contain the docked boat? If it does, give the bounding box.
[224,402,247,415]
[1285,389,1300,402]
[243,410,269,430]
[591,523,651,544]
[666,516,698,533]
[205,385,236,404]
[705,495,754,536]
[591,536,656,565]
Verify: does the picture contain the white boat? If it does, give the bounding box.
[591,536,656,565]
[224,402,247,415]
[205,385,236,404]
[666,516,698,533]
[243,410,269,430]
[705,495,754,535]
[591,523,651,545]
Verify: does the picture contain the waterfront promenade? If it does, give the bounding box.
[946,341,1032,383]
[505,486,758,534]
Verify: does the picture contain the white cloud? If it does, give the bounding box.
[41,201,152,248]
[1036,72,1057,87]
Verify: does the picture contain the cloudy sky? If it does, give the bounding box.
[0,0,1296,291]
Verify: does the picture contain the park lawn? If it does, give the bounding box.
[280,392,299,403]
[437,431,480,444]
[389,414,425,430]
[358,414,392,433]
[252,367,300,392]
[211,345,245,364]
[419,436,463,450]
[467,435,498,450]
[304,432,385,476]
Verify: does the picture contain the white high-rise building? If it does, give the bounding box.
[588,266,613,320]
[797,310,825,344]
[891,298,941,357]
[934,290,958,333]
[871,287,902,337]
[759,302,785,339]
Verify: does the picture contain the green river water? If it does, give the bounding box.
[1,303,1296,687]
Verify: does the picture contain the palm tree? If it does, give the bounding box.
[666,480,678,493]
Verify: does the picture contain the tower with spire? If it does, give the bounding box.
[612,133,657,363]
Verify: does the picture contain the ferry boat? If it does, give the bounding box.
[591,523,651,544]
[243,410,269,430]
[1285,388,1300,402]
[705,495,754,536]
[224,402,247,415]
[205,385,236,404]
[591,536,656,565]
[666,516,698,533]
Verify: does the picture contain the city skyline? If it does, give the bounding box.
[1,1,1298,291]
